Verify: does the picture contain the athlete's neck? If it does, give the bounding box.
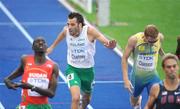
[164,77,179,90]
[34,53,47,65]
[73,27,83,37]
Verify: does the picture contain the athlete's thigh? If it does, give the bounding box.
[79,68,94,94]
[146,75,160,94]
[66,65,81,88]
[133,82,145,97]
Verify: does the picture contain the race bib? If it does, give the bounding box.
[69,38,88,63]
[67,73,74,81]
[27,78,49,96]
[136,55,155,71]
[67,73,75,88]
[70,48,88,62]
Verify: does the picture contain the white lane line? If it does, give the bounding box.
[0,102,5,109]
[57,80,124,84]
[0,2,13,108]
[0,1,33,44]
[58,0,134,67]
[0,1,67,108]
[58,1,95,109]
[57,1,134,108]
[103,34,133,66]
[0,83,4,85]
[113,44,133,66]
[0,21,66,26]
[0,1,67,83]
[59,0,135,108]
[0,81,124,86]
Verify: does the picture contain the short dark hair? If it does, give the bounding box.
[144,24,159,39]
[68,12,85,26]
[176,36,180,59]
[162,53,179,68]
[32,37,47,51]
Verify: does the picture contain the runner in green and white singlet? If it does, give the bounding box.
[47,12,116,109]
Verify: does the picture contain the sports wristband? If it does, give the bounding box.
[31,86,36,91]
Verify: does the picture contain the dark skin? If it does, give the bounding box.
[4,37,59,98]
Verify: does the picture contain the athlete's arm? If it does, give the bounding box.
[159,33,165,56]
[19,63,59,98]
[32,63,59,98]
[87,26,116,49]
[122,36,136,94]
[4,55,25,90]
[44,63,59,98]
[159,48,165,57]
[47,27,67,54]
[144,84,159,109]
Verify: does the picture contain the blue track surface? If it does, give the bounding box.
[0,0,148,108]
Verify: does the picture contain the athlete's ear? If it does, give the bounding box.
[79,23,82,28]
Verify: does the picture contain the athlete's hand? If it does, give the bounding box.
[17,81,33,89]
[46,46,53,55]
[124,79,134,95]
[104,40,116,49]
[4,79,19,90]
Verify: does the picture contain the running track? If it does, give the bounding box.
[0,0,148,108]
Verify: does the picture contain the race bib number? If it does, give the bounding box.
[27,78,49,96]
[67,73,74,81]
[136,55,155,71]
[67,73,75,88]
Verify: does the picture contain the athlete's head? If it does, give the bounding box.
[177,36,180,43]
[32,37,47,53]
[162,53,179,79]
[67,12,85,36]
[176,36,180,56]
[144,24,159,43]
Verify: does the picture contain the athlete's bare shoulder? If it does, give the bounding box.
[21,54,28,62]
[87,25,101,42]
[87,25,96,35]
[62,26,68,34]
[128,34,138,47]
[159,33,164,43]
[150,83,160,97]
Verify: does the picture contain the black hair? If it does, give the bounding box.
[68,12,85,26]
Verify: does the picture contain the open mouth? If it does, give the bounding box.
[148,40,158,43]
[69,31,74,35]
[39,46,43,48]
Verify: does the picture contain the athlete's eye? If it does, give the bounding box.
[165,64,177,69]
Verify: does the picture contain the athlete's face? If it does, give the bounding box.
[67,18,81,37]
[163,59,179,79]
[145,35,158,43]
[33,37,47,53]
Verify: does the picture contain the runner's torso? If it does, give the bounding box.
[132,32,161,79]
[156,82,180,109]
[21,55,54,105]
[66,25,95,68]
